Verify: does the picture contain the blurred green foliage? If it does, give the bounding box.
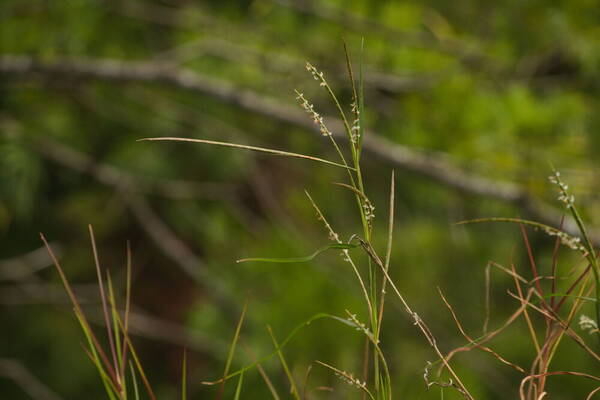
[1,0,599,398]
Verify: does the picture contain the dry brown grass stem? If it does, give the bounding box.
[441,287,534,374]
[519,371,600,400]
[586,386,600,400]
[356,240,475,399]
[505,290,600,363]
[437,287,525,373]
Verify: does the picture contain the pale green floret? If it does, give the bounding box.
[579,314,599,335]
[295,90,331,136]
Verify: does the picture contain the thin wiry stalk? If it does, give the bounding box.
[519,370,600,400]
[181,349,187,400]
[441,287,533,372]
[242,343,281,400]
[302,364,313,400]
[114,310,157,400]
[304,191,374,318]
[505,289,600,363]
[358,239,474,399]
[233,371,244,400]
[120,242,132,386]
[376,171,395,337]
[510,262,542,357]
[549,221,563,310]
[89,225,121,386]
[217,302,247,400]
[129,363,140,400]
[106,272,125,394]
[550,172,600,341]
[519,225,551,325]
[79,318,120,399]
[203,313,380,385]
[268,326,301,400]
[40,233,119,387]
[535,273,595,396]
[437,287,525,373]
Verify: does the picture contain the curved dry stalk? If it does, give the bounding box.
[356,239,475,399]
[505,290,600,364]
[440,286,533,373]
[586,386,600,400]
[509,263,542,367]
[519,371,600,400]
[437,287,525,373]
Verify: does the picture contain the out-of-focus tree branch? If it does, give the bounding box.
[1,55,596,242]
[0,245,60,281]
[0,283,224,354]
[271,0,484,63]
[0,359,63,400]
[124,194,238,319]
[155,36,435,94]
[115,1,484,68]
[2,126,241,316]
[32,134,231,201]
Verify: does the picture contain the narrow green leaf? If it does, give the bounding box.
[130,362,140,400]
[41,234,119,386]
[237,243,358,264]
[331,182,368,201]
[202,312,382,386]
[115,314,156,400]
[218,302,247,399]
[106,271,124,393]
[377,170,395,337]
[268,326,300,400]
[542,293,596,302]
[233,371,244,400]
[139,137,355,170]
[457,217,584,251]
[89,225,120,382]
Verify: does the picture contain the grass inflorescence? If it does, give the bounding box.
[43,45,600,399]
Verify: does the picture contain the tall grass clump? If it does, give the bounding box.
[141,43,473,400]
[456,170,600,399]
[43,45,600,399]
[41,227,157,400]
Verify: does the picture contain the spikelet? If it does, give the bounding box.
[295,90,331,137]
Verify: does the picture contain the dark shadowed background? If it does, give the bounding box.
[1,0,600,398]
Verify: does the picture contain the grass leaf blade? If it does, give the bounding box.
[139,137,355,171]
[237,243,358,264]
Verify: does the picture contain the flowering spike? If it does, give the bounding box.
[295,90,331,136]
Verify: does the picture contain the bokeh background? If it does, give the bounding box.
[1,0,600,398]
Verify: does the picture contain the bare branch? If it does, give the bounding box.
[0,359,63,400]
[1,55,595,243]
[0,245,60,281]
[0,283,224,354]
[271,0,486,65]
[4,127,241,317]
[125,195,239,318]
[155,36,434,94]
[32,134,231,201]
